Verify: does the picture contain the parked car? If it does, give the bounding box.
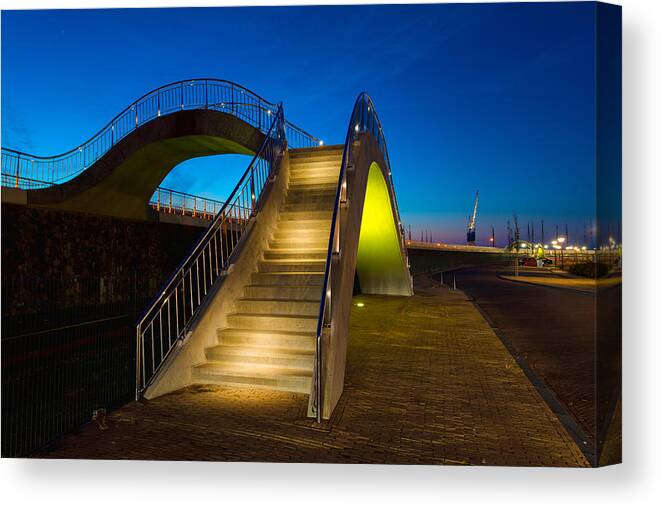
[541,257,553,266]
[517,256,538,267]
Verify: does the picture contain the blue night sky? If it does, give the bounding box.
[2,2,599,245]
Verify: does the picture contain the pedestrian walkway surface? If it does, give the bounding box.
[500,273,621,293]
[37,276,588,466]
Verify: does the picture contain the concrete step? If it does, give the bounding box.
[275,219,330,230]
[204,344,314,370]
[286,187,336,198]
[282,202,334,213]
[289,143,343,151]
[258,259,326,273]
[286,181,337,192]
[269,238,328,249]
[284,195,336,206]
[289,166,340,177]
[227,312,318,333]
[289,166,339,176]
[263,248,326,260]
[278,210,332,222]
[216,328,315,350]
[289,160,341,169]
[289,175,339,186]
[235,297,320,316]
[271,229,326,241]
[192,362,312,394]
[289,146,343,159]
[244,284,323,300]
[251,271,324,286]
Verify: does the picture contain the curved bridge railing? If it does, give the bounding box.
[1,78,321,190]
[149,187,226,220]
[136,104,289,398]
[311,93,411,421]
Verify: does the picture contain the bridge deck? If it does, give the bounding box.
[36,275,587,466]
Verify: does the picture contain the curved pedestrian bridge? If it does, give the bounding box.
[1,79,413,420]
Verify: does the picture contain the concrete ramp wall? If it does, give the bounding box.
[144,152,292,399]
[319,133,413,418]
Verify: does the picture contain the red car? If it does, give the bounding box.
[517,257,538,267]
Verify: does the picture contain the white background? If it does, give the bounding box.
[1,0,659,505]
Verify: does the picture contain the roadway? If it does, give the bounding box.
[439,264,621,451]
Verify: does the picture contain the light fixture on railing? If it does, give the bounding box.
[319,140,324,146]
[355,124,359,132]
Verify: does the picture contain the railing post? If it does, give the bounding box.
[181,82,185,110]
[316,332,322,424]
[205,80,209,109]
[135,326,142,400]
[193,196,197,217]
[169,192,172,213]
[157,88,161,117]
[250,173,256,216]
[157,189,161,212]
[258,98,262,130]
[15,153,20,188]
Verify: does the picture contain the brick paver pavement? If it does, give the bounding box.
[36,276,588,466]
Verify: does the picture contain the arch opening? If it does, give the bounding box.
[355,162,410,295]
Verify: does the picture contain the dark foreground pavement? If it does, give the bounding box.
[442,264,621,461]
[36,276,587,466]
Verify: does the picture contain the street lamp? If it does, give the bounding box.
[556,237,566,269]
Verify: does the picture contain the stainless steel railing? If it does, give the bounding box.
[135,104,294,398]
[149,187,226,220]
[311,93,411,422]
[1,78,321,190]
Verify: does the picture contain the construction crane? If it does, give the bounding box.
[466,190,479,245]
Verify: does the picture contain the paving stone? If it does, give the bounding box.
[36,276,588,467]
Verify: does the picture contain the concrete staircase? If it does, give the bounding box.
[192,146,343,394]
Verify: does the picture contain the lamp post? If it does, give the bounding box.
[557,236,566,269]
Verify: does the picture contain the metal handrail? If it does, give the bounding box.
[312,93,411,422]
[135,104,288,398]
[1,78,321,190]
[149,187,226,219]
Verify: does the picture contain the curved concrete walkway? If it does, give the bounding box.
[36,275,588,466]
[21,110,264,220]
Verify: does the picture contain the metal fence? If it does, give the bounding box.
[1,272,149,457]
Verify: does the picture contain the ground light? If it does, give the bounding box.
[356,302,365,308]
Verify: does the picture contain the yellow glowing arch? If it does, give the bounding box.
[355,162,411,295]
